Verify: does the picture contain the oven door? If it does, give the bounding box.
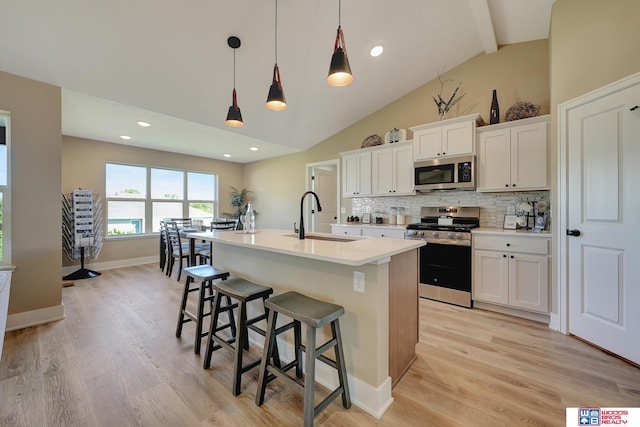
[419,242,472,307]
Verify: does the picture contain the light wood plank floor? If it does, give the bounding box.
[1,263,638,426]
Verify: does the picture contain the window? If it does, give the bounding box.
[0,112,10,265]
[106,163,216,236]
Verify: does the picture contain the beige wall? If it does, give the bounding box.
[547,0,640,314]
[0,71,62,316]
[62,136,244,266]
[245,40,550,228]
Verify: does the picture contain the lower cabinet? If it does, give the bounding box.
[331,224,405,239]
[473,234,549,313]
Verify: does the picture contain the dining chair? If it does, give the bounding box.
[170,218,193,229]
[165,221,191,281]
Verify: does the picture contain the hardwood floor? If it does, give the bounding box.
[1,263,638,426]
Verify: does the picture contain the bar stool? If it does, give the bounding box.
[203,277,280,396]
[255,291,351,427]
[175,264,230,355]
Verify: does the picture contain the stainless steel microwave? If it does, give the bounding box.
[414,155,475,192]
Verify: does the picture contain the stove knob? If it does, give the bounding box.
[418,231,425,237]
[446,232,454,238]
[454,233,462,239]
[431,231,438,238]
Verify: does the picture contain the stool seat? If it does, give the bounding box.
[183,265,229,281]
[264,291,344,328]
[215,278,273,300]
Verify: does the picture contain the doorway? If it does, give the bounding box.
[305,160,340,233]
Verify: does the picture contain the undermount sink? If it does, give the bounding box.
[284,233,357,242]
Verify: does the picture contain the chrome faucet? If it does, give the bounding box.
[299,191,322,239]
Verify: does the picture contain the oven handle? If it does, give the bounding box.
[424,238,471,247]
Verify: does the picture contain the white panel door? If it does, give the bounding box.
[567,82,640,364]
[311,167,337,233]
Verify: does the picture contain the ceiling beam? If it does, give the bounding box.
[470,0,498,54]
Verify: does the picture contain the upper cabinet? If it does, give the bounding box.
[341,150,372,197]
[476,115,550,192]
[341,141,413,198]
[410,113,482,161]
[371,142,414,196]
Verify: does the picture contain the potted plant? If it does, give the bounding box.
[222,186,252,229]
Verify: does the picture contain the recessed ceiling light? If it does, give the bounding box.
[137,121,151,127]
[120,135,132,140]
[370,45,384,57]
[223,154,231,158]
[250,147,259,151]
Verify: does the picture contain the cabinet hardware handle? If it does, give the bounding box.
[512,184,516,187]
[510,255,514,259]
[442,152,446,155]
[505,184,509,187]
[631,105,639,111]
[506,243,511,246]
[566,229,581,237]
[503,254,507,258]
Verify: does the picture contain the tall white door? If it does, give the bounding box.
[310,166,337,233]
[566,81,640,364]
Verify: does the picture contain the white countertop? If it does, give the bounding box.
[472,227,551,238]
[186,229,424,266]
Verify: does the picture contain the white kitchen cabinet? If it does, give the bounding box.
[360,227,406,239]
[331,224,406,239]
[371,142,414,196]
[341,151,371,197]
[473,233,549,313]
[410,113,481,161]
[476,115,549,192]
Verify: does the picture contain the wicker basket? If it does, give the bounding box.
[505,102,540,122]
[361,134,383,148]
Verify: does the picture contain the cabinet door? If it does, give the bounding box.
[392,144,415,194]
[361,228,405,239]
[342,152,371,197]
[473,249,509,305]
[510,122,548,190]
[371,147,394,195]
[442,120,474,156]
[477,128,511,191]
[342,153,359,197]
[331,225,362,236]
[357,152,372,196]
[508,253,549,312]
[413,127,442,160]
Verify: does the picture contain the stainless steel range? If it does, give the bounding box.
[405,206,480,308]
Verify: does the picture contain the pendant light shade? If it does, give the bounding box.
[266,64,287,111]
[266,0,287,111]
[327,0,353,86]
[225,36,244,127]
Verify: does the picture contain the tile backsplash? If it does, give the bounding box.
[347,190,550,229]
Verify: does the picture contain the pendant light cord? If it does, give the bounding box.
[233,48,236,89]
[274,0,278,64]
[338,0,341,27]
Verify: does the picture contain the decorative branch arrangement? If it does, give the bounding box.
[433,74,465,120]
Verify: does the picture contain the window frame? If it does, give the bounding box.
[0,112,11,265]
[105,162,217,238]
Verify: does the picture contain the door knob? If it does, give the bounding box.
[566,229,581,237]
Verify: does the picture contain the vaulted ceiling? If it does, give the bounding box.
[0,0,554,163]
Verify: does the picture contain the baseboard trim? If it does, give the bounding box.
[473,301,550,324]
[6,304,65,331]
[61,256,157,276]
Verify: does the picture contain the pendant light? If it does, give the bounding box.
[327,0,353,86]
[225,36,244,127]
[266,0,287,111]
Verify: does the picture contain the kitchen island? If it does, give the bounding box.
[186,229,424,418]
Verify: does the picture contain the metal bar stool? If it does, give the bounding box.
[255,291,351,427]
[175,264,230,354]
[203,277,280,396]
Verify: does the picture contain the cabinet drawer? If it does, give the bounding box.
[473,235,548,255]
[361,228,406,239]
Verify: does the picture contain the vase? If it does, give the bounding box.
[490,89,500,124]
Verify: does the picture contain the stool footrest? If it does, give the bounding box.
[315,386,347,417]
